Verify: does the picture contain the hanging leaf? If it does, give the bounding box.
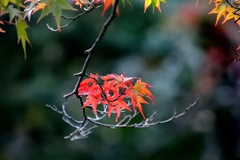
[144,0,166,13]
[7,5,22,22]
[16,19,31,59]
[50,0,77,30]
[25,0,76,30]
[102,0,113,15]
[101,0,120,16]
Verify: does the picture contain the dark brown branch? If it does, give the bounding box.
[62,0,121,139]
[63,0,120,99]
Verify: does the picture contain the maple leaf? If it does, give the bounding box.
[126,78,155,118]
[78,73,155,122]
[222,7,239,24]
[144,0,166,13]
[16,19,31,59]
[79,74,103,113]
[24,0,77,30]
[33,2,46,14]
[133,78,155,102]
[102,0,112,15]
[83,94,101,113]
[6,4,22,23]
[101,73,133,89]
[104,98,132,122]
[208,2,228,26]
[1,0,23,8]
[131,94,149,118]
[78,73,99,95]
[24,0,41,21]
[102,0,119,16]
[208,0,240,26]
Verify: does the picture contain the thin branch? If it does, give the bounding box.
[47,97,198,139]
[46,104,83,125]
[47,6,95,32]
[63,0,120,99]
[76,98,199,129]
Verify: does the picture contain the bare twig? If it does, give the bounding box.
[47,98,198,139]
[47,6,95,32]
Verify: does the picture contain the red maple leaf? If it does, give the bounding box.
[78,73,155,122]
[102,0,119,16]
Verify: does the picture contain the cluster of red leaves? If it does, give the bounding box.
[78,73,155,122]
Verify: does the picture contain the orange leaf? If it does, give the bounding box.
[0,20,5,33]
[133,78,155,103]
[33,2,46,14]
[136,95,149,118]
[83,94,100,113]
[73,0,90,8]
[102,0,119,16]
[222,11,235,24]
[209,3,228,26]
[102,0,113,15]
[215,7,226,25]
[0,28,5,33]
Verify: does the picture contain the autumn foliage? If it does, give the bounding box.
[0,0,168,58]
[78,73,155,122]
[209,0,240,26]
[1,0,236,139]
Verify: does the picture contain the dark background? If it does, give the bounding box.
[1,0,240,159]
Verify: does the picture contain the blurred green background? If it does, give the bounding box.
[1,0,240,159]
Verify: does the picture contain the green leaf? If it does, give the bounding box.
[50,0,76,30]
[9,0,22,6]
[16,19,31,59]
[7,5,22,22]
[1,0,22,15]
[37,0,76,30]
[50,1,62,30]
[144,0,167,13]
[0,0,9,14]
[37,4,50,22]
[1,0,10,7]
[1,0,22,7]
